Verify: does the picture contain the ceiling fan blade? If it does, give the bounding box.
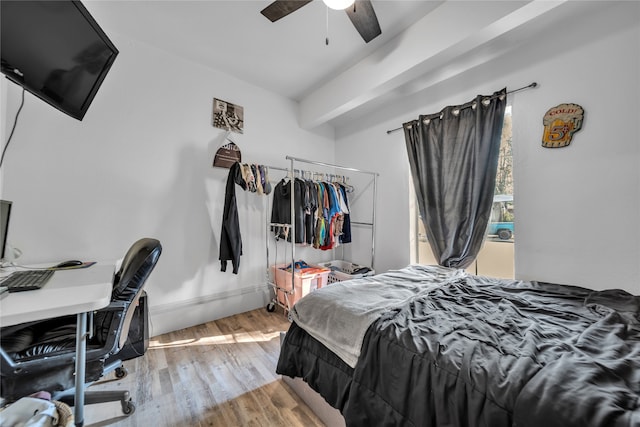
[260,0,313,22]
[345,0,381,43]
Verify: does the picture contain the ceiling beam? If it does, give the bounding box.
[298,0,568,130]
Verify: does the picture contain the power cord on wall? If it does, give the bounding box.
[0,87,25,169]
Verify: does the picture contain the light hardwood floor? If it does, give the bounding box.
[84,308,325,427]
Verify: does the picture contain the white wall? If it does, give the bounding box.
[511,13,639,293]
[2,2,638,340]
[0,33,336,335]
[336,2,640,295]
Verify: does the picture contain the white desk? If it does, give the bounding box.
[0,264,114,427]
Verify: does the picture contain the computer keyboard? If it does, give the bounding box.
[1,269,54,292]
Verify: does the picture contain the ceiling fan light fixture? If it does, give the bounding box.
[322,0,355,10]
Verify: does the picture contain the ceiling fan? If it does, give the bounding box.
[260,0,382,43]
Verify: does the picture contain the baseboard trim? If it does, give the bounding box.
[151,284,267,315]
[148,284,269,336]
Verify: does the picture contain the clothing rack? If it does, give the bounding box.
[265,156,379,317]
[286,155,378,273]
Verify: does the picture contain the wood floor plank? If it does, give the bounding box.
[83,307,325,426]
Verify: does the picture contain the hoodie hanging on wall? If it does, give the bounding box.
[542,103,584,148]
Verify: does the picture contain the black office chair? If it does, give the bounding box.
[0,237,162,416]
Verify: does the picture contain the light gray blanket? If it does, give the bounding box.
[290,264,467,368]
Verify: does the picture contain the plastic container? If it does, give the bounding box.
[271,264,330,307]
[316,260,375,284]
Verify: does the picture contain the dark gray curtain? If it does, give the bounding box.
[404,88,507,269]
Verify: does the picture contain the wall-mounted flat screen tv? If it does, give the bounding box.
[1,1,118,121]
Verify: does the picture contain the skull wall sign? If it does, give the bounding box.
[542,103,584,148]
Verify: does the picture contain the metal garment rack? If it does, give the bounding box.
[264,156,379,316]
[286,155,379,273]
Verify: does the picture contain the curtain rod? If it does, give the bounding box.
[385,82,538,135]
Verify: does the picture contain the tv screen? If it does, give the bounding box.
[1,1,118,121]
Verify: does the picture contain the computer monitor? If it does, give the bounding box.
[0,200,12,260]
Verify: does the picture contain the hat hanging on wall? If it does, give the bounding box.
[213,131,242,168]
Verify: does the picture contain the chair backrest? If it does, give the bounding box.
[112,238,162,301]
[114,238,161,350]
[93,238,161,349]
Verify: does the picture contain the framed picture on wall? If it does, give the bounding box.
[213,98,244,134]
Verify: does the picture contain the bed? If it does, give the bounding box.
[276,265,640,427]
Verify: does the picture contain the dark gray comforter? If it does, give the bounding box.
[277,272,640,427]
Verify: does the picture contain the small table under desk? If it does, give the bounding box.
[0,263,115,427]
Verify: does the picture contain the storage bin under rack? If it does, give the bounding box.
[316,260,375,284]
[268,264,330,313]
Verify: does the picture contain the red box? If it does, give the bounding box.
[271,264,329,307]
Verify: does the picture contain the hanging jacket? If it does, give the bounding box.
[294,178,307,243]
[304,180,317,245]
[219,162,246,274]
[313,183,326,248]
[339,184,352,244]
[271,179,290,240]
[271,178,306,243]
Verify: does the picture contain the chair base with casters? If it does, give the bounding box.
[54,358,136,416]
[0,238,161,422]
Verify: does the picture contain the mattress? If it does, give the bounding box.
[277,267,640,427]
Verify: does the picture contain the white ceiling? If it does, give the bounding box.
[84,1,614,131]
[85,0,441,100]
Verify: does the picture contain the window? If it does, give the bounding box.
[487,105,514,242]
[411,106,514,278]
